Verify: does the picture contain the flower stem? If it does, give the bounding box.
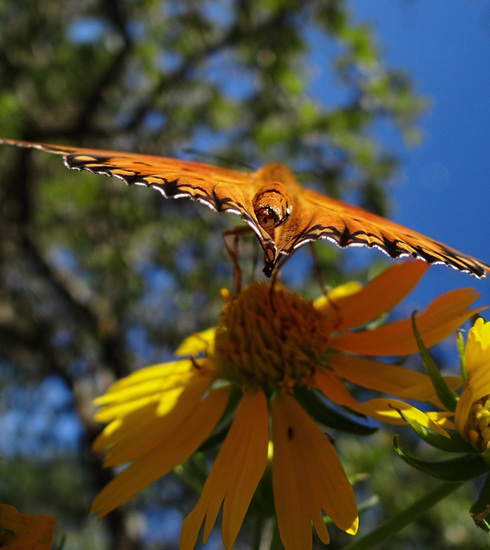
[252,513,264,550]
[344,480,466,550]
[269,519,282,550]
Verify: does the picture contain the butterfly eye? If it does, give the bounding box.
[255,206,281,231]
[253,182,292,238]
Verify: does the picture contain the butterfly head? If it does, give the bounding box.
[253,182,292,240]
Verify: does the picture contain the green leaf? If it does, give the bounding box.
[471,474,490,533]
[402,413,473,453]
[457,330,468,381]
[198,420,231,453]
[411,312,458,412]
[394,436,490,481]
[294,386,378,436]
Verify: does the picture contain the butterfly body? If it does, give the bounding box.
[1,138,489,278]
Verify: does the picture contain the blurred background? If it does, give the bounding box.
[0,1,489,548]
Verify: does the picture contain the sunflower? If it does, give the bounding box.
[0,503,56,549]
[91,260,481,549]
[454,318,490,452]
[390,316,490,453]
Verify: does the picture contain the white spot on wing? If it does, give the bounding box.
[300,234,481,277]
[196,197,218,212]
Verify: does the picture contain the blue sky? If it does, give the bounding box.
[345,1,490,319]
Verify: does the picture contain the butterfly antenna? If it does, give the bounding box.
[251,241,259,282]
[223,226,254,297]
[268,253,291,308]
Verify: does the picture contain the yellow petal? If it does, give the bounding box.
[94,372,214,466]
[354,398,451,436]
[316,260,428,330]
[314,281,362,309]
[331,288,483,356]
[180,390,269,550]
[271,393,358,550]
[313,369,361,409]
[91,386,230,518]
[271,403,313,549]
[0,503,56,550]
[455,385,475,436]
[327,354,462,406]
[313,368,456,433]
[455,365,490,437]
[466,365,490,403]
[465,318,490,375]
[176,328,217,356]
[426,411,456,431]
[98,360,200,394]
[93,363,213,444]
[392,376,462,405]
[94,360,204,410]
[95,382,189,423]
[328,354,432,395]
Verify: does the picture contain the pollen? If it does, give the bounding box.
[212,283,332,389]
[466,395,490,452]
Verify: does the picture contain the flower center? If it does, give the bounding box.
[466,395,490,452]
[212,283,331,389]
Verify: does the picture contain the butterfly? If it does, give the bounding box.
[1,137,489,278]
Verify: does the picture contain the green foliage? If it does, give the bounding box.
[394,437,490,482]
[340,432,490,550]
[411,312,459,413]
[294,385,378,436]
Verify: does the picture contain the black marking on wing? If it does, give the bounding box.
[65,154,110,170]
[157,178,180,197]
[61,152,263,235]
[381,233,402,258]
[338,225,352,248]
[409,244,439,264]
[121,174,148,186]
[278,222,489,278]
[64,154,213,202]
[212,188,226,212]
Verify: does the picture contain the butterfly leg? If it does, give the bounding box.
[268,253,290,305]
[222,226,254,295]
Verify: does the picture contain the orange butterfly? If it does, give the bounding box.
[1,138,489,278]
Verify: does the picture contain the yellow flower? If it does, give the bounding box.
[455,318,490,451]
[0,503,56,550]
[393,317,490,451]
[91,260,481,549]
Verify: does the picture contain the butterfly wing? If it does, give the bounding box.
[0,138,271,234]
[2,139,488,278]
[273,186,490,277]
